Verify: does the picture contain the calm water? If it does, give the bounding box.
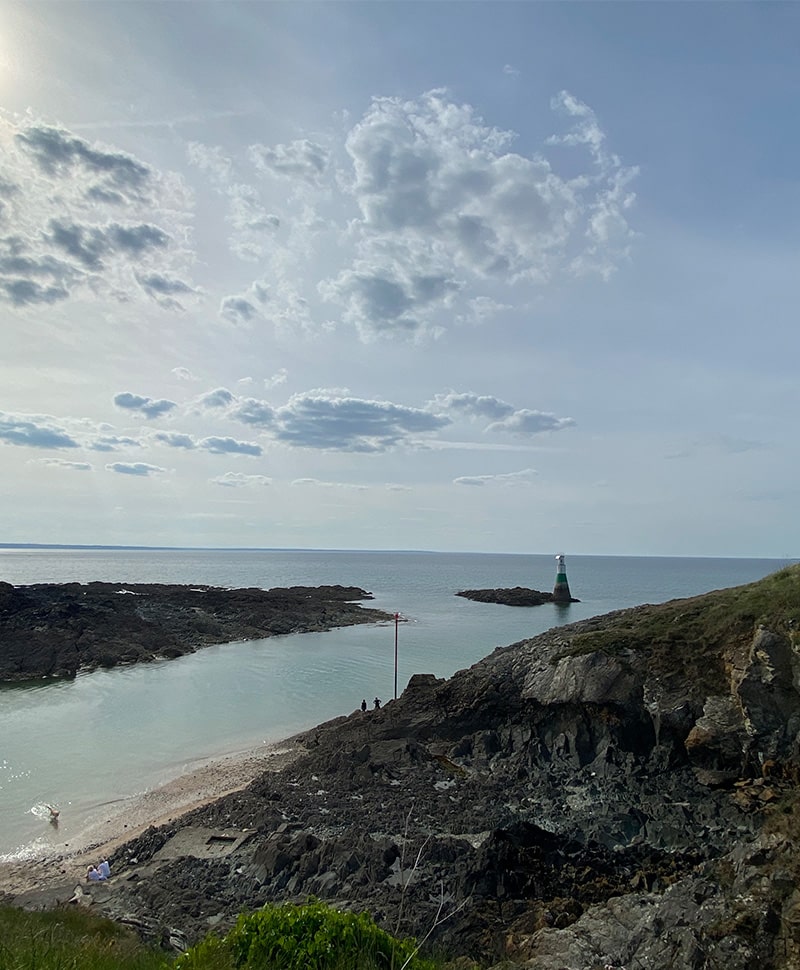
[0,548,785,860]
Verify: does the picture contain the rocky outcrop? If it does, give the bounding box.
[456,587,580,606]
[0,582,391,681]
[12,566,800,968]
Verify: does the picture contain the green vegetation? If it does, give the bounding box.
[0,906,168,970]
[177,899,438,970]
[553,564,800,696]
[0,900,455,970]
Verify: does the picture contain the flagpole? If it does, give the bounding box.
[394,612,399,700]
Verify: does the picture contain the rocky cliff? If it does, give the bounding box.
[14,566,800,969]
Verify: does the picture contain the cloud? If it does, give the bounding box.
[188,142,279,261]
[106,461,165,476]
[150,431,197,449]
[194,387,235,410]
[136,272,196,309]
[454,468,538,487]
[264,368,288,388]
[198,436,263,456]
[250,139,330,184]
[229,398,275,428]
[220,295,258,325]
[88,434,142,452]
[486,409,575,434]
[171,367,198,381]
[291,477,368,490]
[35,458,93,471]
[210,471,272,487]
[114,392,178,419]
[1,118,195,309]
[431,391,515,422]
[16,125,151,200]
[431,391,575,436]
[0,411,80,449]
[317,88,637,338]
[271,391,450,452]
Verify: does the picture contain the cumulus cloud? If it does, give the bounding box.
[317,88,637,338]
[454,468,538,486]
[229,398,275,428]
[114,392,177,419]
[430,391,574,436]
[194,387,235,410]
[16,125,151,200]
[250,138,330,184]
[136,272,196,308]
[486,409,575,434]
[171,366,198,381]
[271,391,449,452]
[264,368,288,388]
[210,471,272,487]
[220,279,271,324]
[150,431,197,449]
[106,461,165,476]
[0,411,80,449]
[220,295,259,325]
[87,434,142,452]
[1,118,194,308]
[198,436,262,456]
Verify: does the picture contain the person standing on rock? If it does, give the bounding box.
[374,697,381,709]
[361,699,367,712]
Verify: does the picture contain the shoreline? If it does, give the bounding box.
[0,738,306,900]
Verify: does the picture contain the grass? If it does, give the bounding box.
[553,564,800,697]
[0,901,469,970]
[0,906,169,970]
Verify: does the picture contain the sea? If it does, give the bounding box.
[0,548,788,861]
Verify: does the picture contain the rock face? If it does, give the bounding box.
[456,587,580,606]
[12,566,800,969]
[0,582,390,681]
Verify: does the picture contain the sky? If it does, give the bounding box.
[0,1,798,558]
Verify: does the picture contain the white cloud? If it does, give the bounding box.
[210,471,272,487]
[249,139,330,184]
[34,458,93,471]
[1,118,195,308]
[454,468,538,487]
[106,461,165,476]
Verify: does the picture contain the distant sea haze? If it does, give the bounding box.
[0,548,784,860]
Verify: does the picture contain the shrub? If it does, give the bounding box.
[178,898,437,970]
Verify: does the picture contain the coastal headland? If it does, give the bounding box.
[3,565,800,969]
[0,581,392,681]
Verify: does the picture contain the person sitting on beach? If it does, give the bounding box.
[86,865,103,882]
[98,859,111,879]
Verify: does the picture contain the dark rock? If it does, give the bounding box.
[0,582,391,681]
[456,587,579,606]
[17,566,800,968]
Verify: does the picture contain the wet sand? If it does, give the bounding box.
[0,739,305,899]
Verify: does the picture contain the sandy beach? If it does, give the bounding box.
[0,739,305,900]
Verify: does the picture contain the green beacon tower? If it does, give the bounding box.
[552,553,573,604]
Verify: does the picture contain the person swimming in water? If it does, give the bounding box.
[47,805,60,825]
